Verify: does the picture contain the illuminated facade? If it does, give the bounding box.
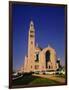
[24,20,59,73]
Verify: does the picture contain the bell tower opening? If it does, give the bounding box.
[45,50,50,68]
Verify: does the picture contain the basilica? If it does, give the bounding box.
[23,20,59,74]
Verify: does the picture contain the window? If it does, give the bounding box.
[30,35,34,37]
[35,53,39,62]
[45,50,50,68]
[31,66,32,68]
[31,41,33,44]
[31,24,33,27]
[30,31,34,33]
[49,65,50,69]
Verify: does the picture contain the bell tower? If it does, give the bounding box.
[28,20,35,72]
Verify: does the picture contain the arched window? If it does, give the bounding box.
[49,65,50,69]
[35,53,39,62]
[45,50,50,68]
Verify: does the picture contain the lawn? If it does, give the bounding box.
[12,74,63,86]
[28,77,60,86]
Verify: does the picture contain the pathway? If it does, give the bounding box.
[32,74,65,83]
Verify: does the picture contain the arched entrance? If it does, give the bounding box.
[45,50,50,68]
[40,46,57,71]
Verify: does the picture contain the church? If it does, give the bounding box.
[23,20,59,74]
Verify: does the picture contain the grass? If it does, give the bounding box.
[29,77,60,85]
[12,74,36,85]
[12,74,63,86]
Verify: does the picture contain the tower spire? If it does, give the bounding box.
[29,20,34,30]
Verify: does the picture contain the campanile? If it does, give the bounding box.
[28,20,35,72]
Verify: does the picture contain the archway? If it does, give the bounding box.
[45,50,50,68]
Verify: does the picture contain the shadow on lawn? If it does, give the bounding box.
[12,73,39,86]
[12,73,66,87]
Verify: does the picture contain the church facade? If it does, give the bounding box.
[24,20,59,73]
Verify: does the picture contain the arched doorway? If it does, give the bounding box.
[45,50,50,68]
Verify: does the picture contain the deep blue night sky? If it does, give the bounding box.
[12,3,65,70]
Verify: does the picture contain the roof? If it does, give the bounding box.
[35,46,42,51]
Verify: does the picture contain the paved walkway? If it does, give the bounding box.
[12,75,23,80]
[32,74,65,83]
